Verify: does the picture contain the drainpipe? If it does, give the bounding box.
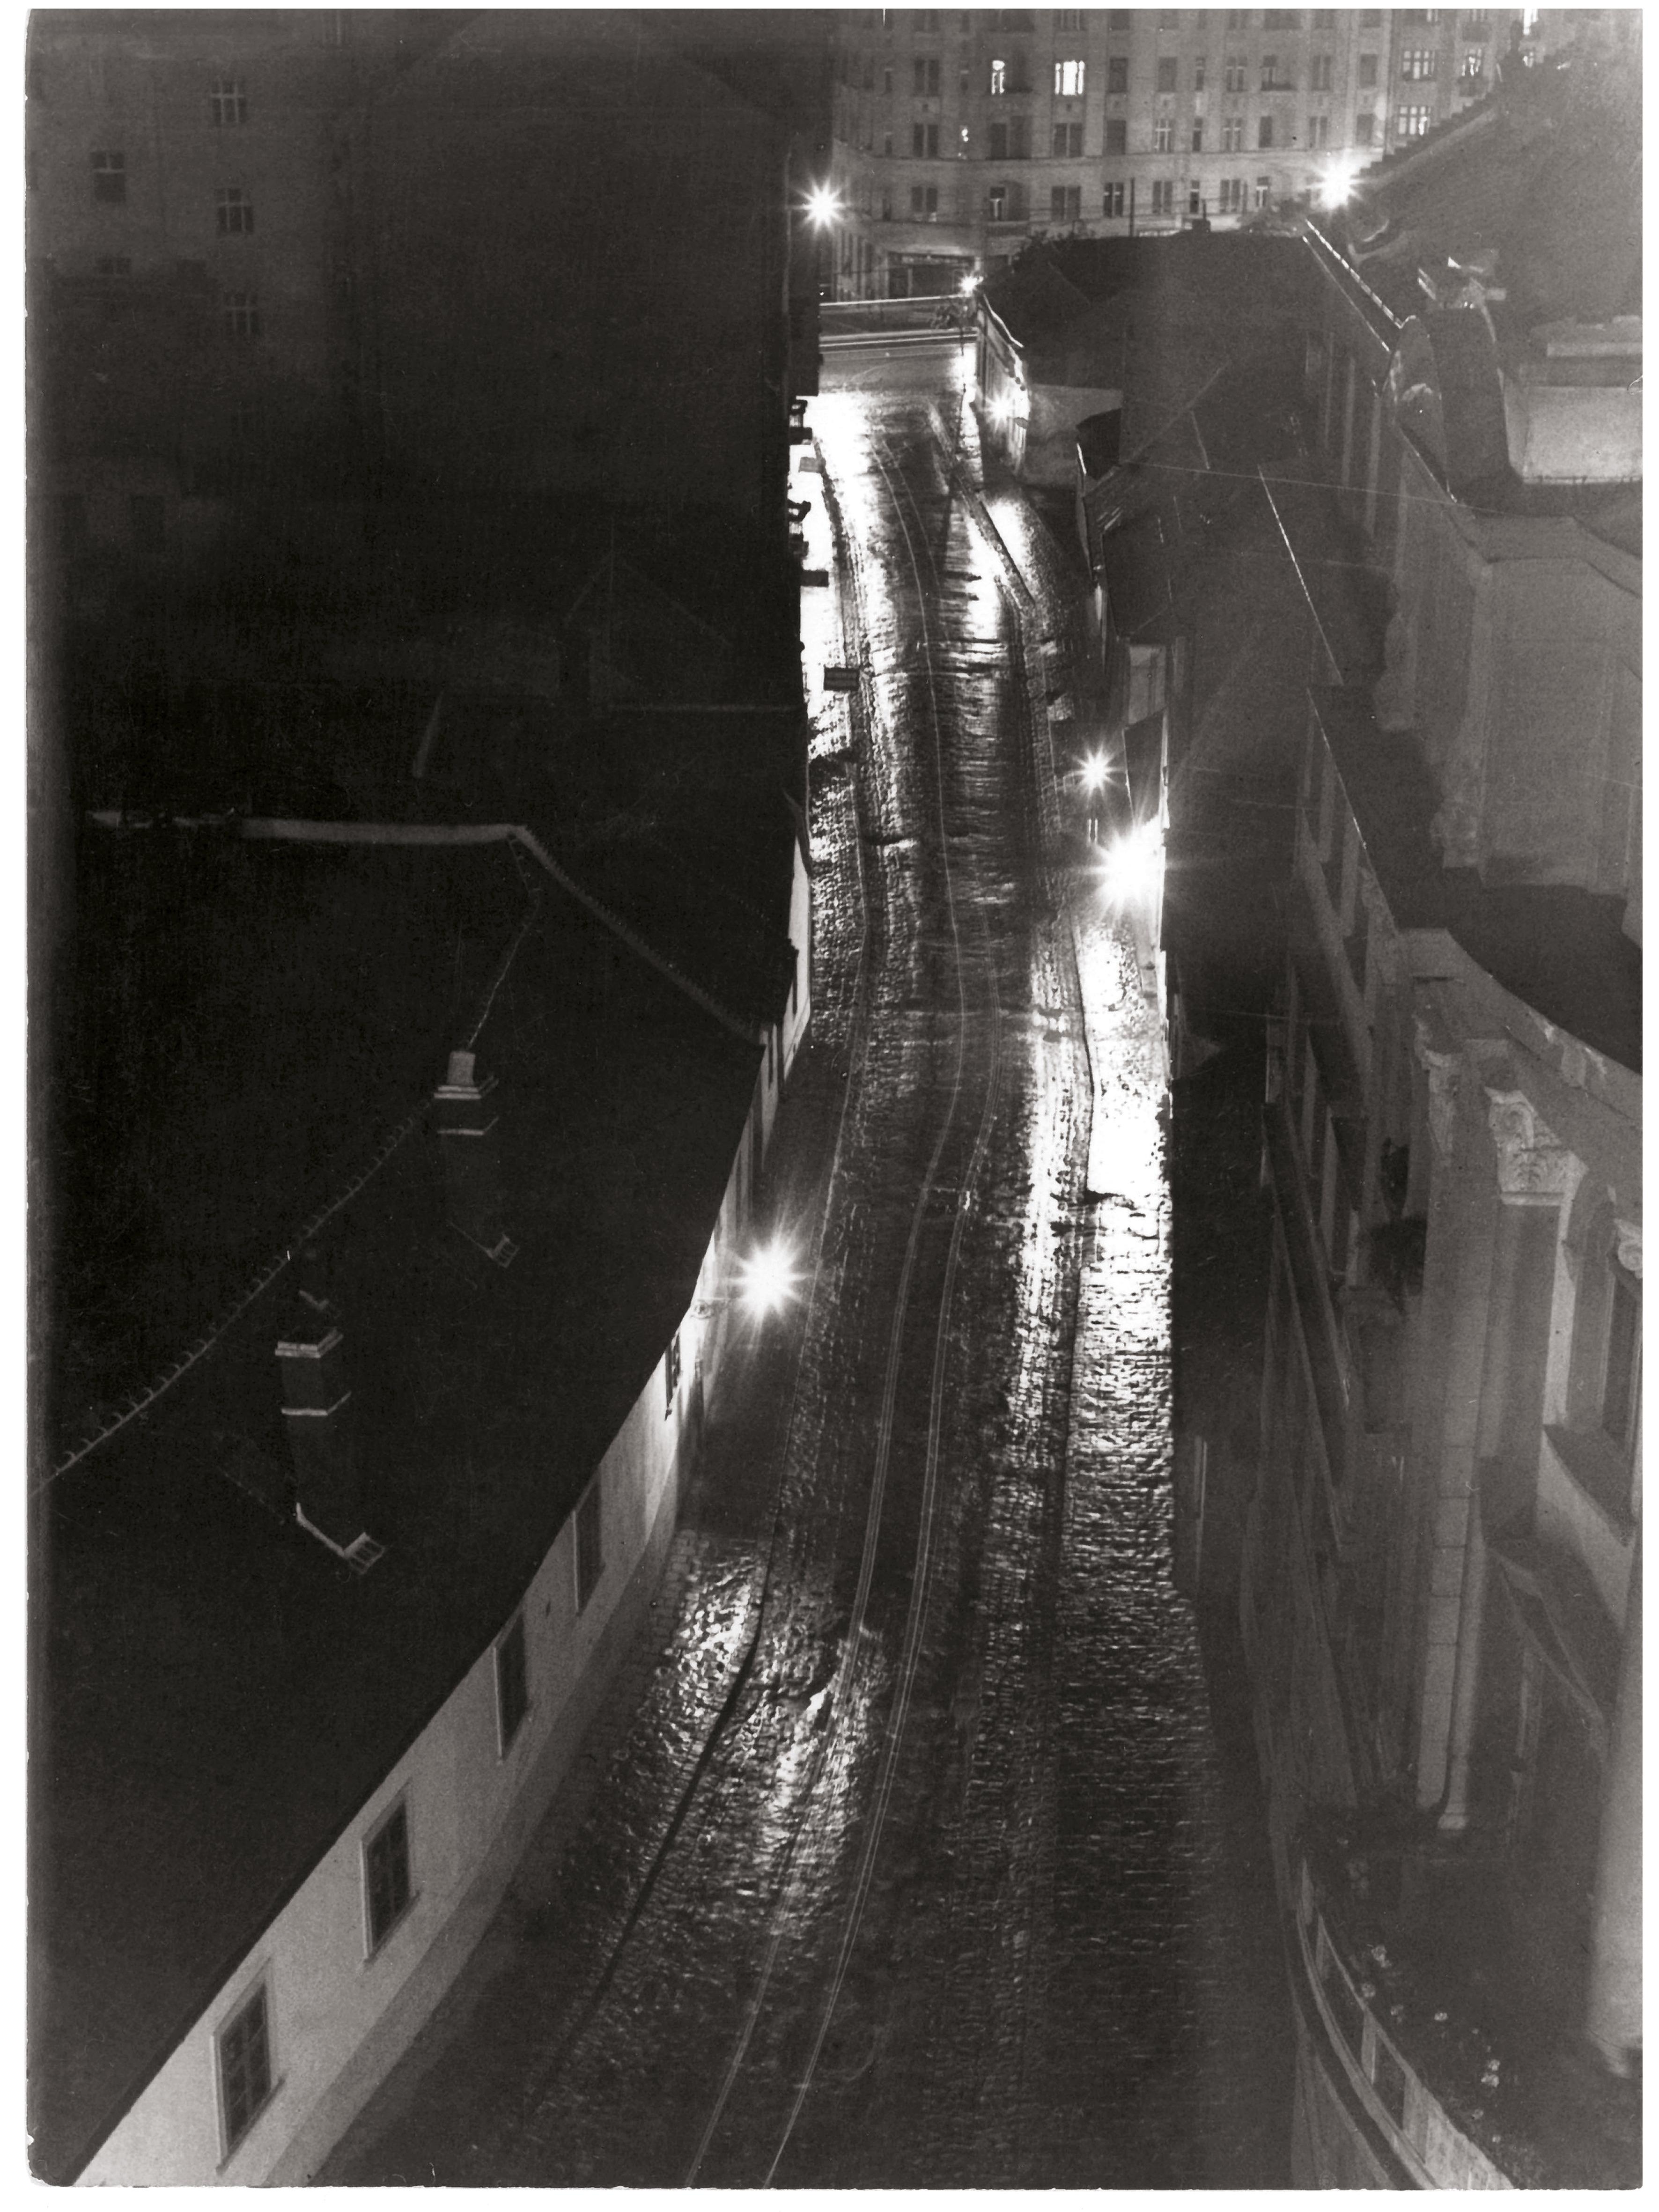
[1585,1532,1641,2072]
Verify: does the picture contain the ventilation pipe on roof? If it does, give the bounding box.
[434,1050,518,1267]
[277,1282,381,1569]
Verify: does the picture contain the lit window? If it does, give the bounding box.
[575,1478,604,1610]
[215,185,254,235]
[990,55,1007,94]
[1157,56,1177,92]
[91,149,125,204]
[1055,57,1085,96]
[210,76,248,125]
[222,289,260,339]
[1396,103,1431,136]
[364,1800,413,1953]
[1400,47,1438,77]
[217,1981,273,2156]
[496,1613,529,1751]
[988,183,1008,219]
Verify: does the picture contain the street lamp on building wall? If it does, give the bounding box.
[802,179,844,298]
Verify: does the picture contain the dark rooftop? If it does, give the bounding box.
[1312,687,1641,1076]
[34,746,795,2177]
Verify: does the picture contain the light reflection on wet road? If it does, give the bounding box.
[324,348,1291,2190]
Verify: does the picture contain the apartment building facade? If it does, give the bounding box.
[828,7,1519,297]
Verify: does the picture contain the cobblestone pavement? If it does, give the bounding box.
[322,348,1293,2189]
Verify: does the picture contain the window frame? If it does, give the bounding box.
[361,1795,416,1959]
[215,1972,278,2164]
[495,1611,530,1755]
[91,148,126,204]
[215,184,255,236]
[210,76,248,125]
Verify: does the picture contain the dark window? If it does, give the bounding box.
[912,122,939,155]
[1309,111,1330,147]
[364,1801,413,1952]
[1104,117,1127,155]
[1150,178,1173,215]
[1601,1265,1640,1447]
[91,149,125,204]
[1258,113,1275,147]
[1358,51,1378,85]
[1311,51,1333,88]
[1106,54,1128,94]
[222,290,260,339]
[1224,53,1246,90]
[496,1614,529,1751]
[96,254,132,277]
[211,76,248,125]
[1154,115,1174,150]
[1194,53,1207,89]
[1050,184,1080,222]
[1052,122,1083,156]
[1191,119,1204,150]
[912,56,940,95]
[215,185,254,235]
[1188,180,1203,214]
[1157,56,1177,91]
[218,1983,273,2155]
[1057,7,1083,26]
[1103,180,1125,217]
[989,120,1009,159]
[576,1480,604,1609]
[987,183,1008,219]
[910,182,939,214]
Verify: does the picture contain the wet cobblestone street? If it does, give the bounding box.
[323,350,1294,2189]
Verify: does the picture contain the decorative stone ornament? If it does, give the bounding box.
[1482,1087,1583,1203]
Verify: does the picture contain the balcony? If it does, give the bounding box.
[1294,1813,1639,2188]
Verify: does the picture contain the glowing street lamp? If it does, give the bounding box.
[736,1236,800,1318]
[804,182,843,230]
[1318,157,1359,210]
[1078,752,1110,798]
[1096,818,1164,907]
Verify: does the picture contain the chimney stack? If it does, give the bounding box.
[276,1279,370,1559]
[434,1050,517,1266]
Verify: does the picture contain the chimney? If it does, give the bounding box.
[276,1280,371,1559]
[434,1050,517,1266]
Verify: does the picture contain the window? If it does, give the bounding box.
[363,1800,413,1953]
[1054,57,1085,96]
[1396,104,1431,136]
[1157,56,1177,92]
[912,56,940,95]
[1052,122,1083,156]
[1222,112,1243,150]
[1150,179,1174,216]
[1462,13,1491,32]
[217,1982,273,2157]
[91,149,125,204]
[1106,55,1128,94]
[881,187,893,218]
[1261,54,1290,89]
[1355,110,1376,144]
[1050,184,1081,222]
[912,122,939,155]
[1057,7,1083,26]
[988,183,1009,219]
[1256,175,1271,207]
[1102,180,1125,217]
[1358,51,1378,86]
[1194,54,1207,89]
[1191,119,1204,151]
[215,185,254,235]
[1309,111,1329,147]
[1460,48,1486,81]
[1154,115,1174,151]
[96,254,132,277]
[1105,118,1127,154]
[222,290,260,339]
[1400,47,1438,77]
[575,1478,604,1609]
[1224,54,1245,91]
[1258,114,1274,147]
[495,1612,530,1751]
[990,55,1007,94]
[1219,175,1245,212]
[1188,180,1203,214]
[210,76,247,125]
[911,183,939,214]
[883,133,893,158]
[1601,1261,1641,1451]
[1311,51,1333,89]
